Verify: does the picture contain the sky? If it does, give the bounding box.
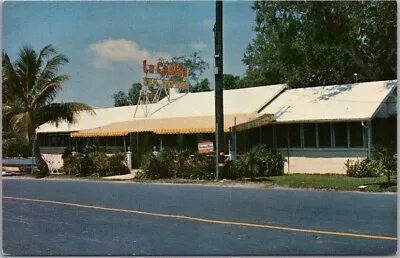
[3,1,256,108]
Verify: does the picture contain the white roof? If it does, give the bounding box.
[36,103,166,133]
[151,84,288,118]
[37,84,286,133]
[259,80,397,123]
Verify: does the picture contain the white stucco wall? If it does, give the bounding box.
[279,148,369,174]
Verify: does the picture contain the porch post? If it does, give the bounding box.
[231,130,237,161]
[367,120,372,158]
[123,136,127,153]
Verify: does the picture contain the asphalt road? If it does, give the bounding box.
[2,178,397,256]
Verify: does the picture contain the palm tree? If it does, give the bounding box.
[2,44,94,175]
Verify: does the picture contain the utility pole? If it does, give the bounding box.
[214,0,224,179]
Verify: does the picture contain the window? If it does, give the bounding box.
[115,137,124,146]
[37,134,47,146]
[289,124,301,148]
[106,137,115,146]
[276,124,288,148]
[49,135,62,147]
[99,137,107,146]
[62,135,70,147]
[318,123,331,148]
[304,123,316,148]
[334,122,347,148]
[349,122,364,147]
[248,128,260,149]
[261,125,273,148]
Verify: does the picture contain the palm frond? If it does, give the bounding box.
[36,44,56,68]
[2,53,23,100]
[14,46,40,98]
[9,112,31,141]
[36,102,95,126]
[32,74,69,108]
[36,53,69,89]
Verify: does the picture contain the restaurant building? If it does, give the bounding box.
[36,80,397,174]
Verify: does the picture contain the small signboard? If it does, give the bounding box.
[198,141,214,153]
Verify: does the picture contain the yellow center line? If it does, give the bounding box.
[3,196,397,241]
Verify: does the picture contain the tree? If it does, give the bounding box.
[192,78,211,93]
[112,83,142,107]
[163,51,210,92]
[2,44,94,175]
[113,91,130,107]
[223,74,241,90]
[243,1,396,88]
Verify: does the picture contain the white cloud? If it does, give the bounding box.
[88,38,171,68]
[190,41,208,51]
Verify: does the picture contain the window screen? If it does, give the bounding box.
[276,124,288,148]
[261,125,273,148]
[334,122,347,148]
[289,124,301,148]
[318,123,331,148]
[304,123,316,148]
[349,122,364,147]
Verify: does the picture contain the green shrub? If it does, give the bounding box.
[372,145,397,174]
[63,151,129,177]
[229,145,285,178]
[345,146,397,179]
[345,158,383,177]
[189,152,216,180]
[138,152,163,179]
[108,153,130,176]
[157,148,178,178]
[91,152,109,177]
[63,153,90,176]
[138,147,285,180]
[2,134,31,158]
[138,149,216,179]
[172,149,194,179]
[224,159,245,179]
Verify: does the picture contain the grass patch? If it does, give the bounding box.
[263,174,397,192]
[20,173,397,192]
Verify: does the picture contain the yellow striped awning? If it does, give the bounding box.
[70,131,129,137]
[70,114,261,137]
[233,113,274,132]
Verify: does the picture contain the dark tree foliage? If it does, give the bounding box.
[161,51,210,92]
[223,74,241,90]
[113,82,142,107]
[192,78,211,93]
[243,1,397,88]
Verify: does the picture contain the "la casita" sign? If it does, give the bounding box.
[142,60,189,89]
[142,60,189,77]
